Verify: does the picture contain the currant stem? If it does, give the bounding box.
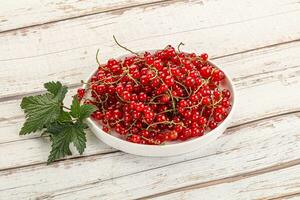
[149,94,165,103]
[126,120,137,132]
[167,90,176,112]
[194,80,206,93]
[126,72,139,85]
[96,49,109,71]
[113,35,139,56]
[146,120,184,130]
[186,99,203,109]
[116,92,131,103]
[157,109,174,115]
[174,80,191,97]
[141,136,160,145]
[96,49,101,65]
[177,42,185,52]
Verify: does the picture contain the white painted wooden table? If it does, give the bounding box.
[1,0,300,199]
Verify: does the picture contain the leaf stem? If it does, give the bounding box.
[63,106,71,110]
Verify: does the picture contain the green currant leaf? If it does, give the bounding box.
[72,122,87,155]
[19,80,93,164]
[47,122,87,164]
[44,81,67,102]
[78,104,97,120]
[20,94,62,135]
[70,96,81,118]
[47,125,73,164]
[57,111,72,123]
[45,123,64,136]
[70,96,97,121]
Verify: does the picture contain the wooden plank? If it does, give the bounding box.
[0,0,169,32]
[0,112,299,199]
[1,40,300,169]
[150,164,300,200]
[0,0,299,99]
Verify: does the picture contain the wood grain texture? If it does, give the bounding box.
[1,0,300,199]
[1,40,300,170]
[150,164,300,200]
[0,113,299,199]
[0,0,299,99]
[0,0,170,32]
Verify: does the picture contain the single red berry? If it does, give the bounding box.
[107,59,118,68]
[215,106,226,115]
[140,75,150,85]
[92,110,103,120]
[222,98,231,108]
[125,84,133,93]
[208,120,217,129]
[179,100,188,107]
[132,110,141,119]
[213,90,221,100]
[202,97,210,105]
[198,116,207,126]
[200,65,212,79]
[145,55,154,65]
[222,89,231,98]
[115,84,123,94]
[200,53,208,61]
[211,69,225,82]
[139,92,147,101]
[77,88,85,99]
[107,85,115,94]
[157,84,168,94]
[141,130,150,138]
[135,102,145,112]
[185,76,195,87]
[153,60,163,70]
[131,94,138,101]
[103,126,109,133]
[183,128,192,139]
[96,85,106,94]
[160,94,170,103]
[151,78,160,87]
[130,134,141,143]
[168,131,178,140]
[132,71,141,79]
[111,65,121,74]
[122,91,131,101]
[165,75,174,86]
[214,113,224,122]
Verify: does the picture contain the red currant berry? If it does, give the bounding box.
[165,76,174,86]
[77,88,85,99]
[200,65,212,79]
[185,76,195,87]
[200,53,208,61]
[222,89,231,98]
[208,120,217,130]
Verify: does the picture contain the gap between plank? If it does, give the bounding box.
[213,38,300,60]
[136,159,300,200]
[259,191,300,200]
[0,150,119,173]
[1,110,299,173]
[0,0,175,34]
[0,37,299,103]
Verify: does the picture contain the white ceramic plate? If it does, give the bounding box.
[84,51,236,157]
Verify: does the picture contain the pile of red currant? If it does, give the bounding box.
[78,45,232,145]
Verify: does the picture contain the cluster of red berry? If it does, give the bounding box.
[77,45,232,145]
